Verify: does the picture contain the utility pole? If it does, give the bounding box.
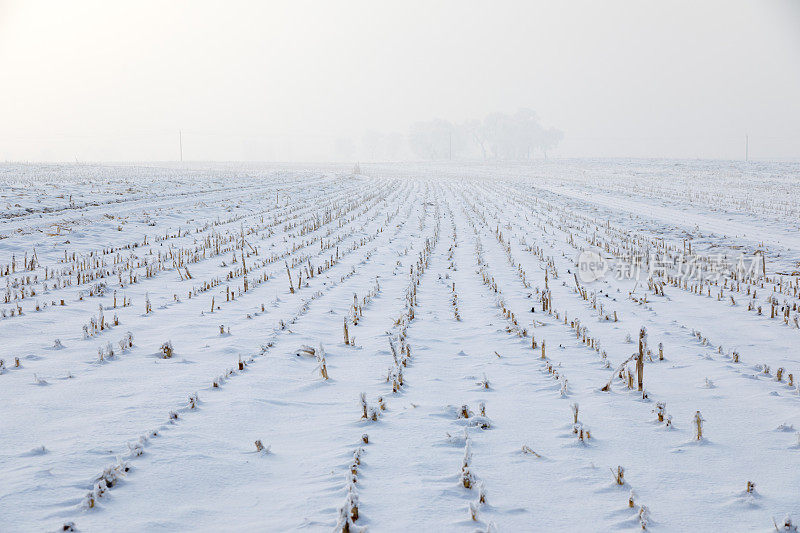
[745,133,749,162]
[179,130,183,162]
[449,131,452,160]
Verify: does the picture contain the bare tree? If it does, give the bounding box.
[405,108,563,161]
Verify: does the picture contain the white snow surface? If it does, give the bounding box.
[1,160,800,532]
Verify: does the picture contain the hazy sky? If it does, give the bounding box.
[1,0,799,161]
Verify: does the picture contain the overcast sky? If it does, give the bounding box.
[1,0,799,162]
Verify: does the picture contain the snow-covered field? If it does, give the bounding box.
[2,160,800,532]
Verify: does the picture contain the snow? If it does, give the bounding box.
[1,160,799,532]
